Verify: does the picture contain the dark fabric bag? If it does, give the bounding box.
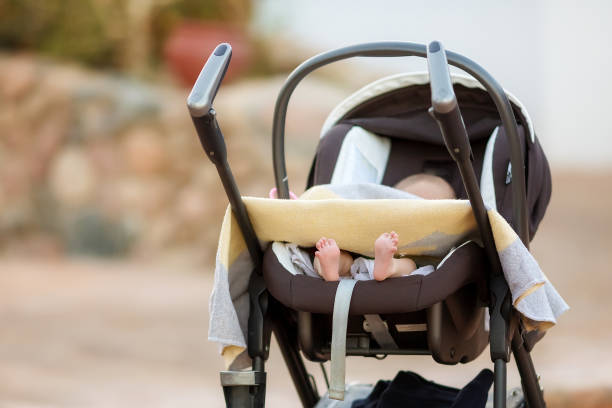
[351,369,493,408]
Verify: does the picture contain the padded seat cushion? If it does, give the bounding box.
[263,241,488,315]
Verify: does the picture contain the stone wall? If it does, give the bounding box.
[0,55,347,261]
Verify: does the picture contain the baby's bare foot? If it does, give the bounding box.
[314,237,341,281]
[373,231,399,281]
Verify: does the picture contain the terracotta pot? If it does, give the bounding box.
[163,21,251,87]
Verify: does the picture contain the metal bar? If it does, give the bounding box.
[320,363,330,389]
[221,370,266,386]
[191,111,263,270]
[217,159,263,269]
[494,358,507,408]
[220,369,267,407]
[427,41,502,278]
[512,330,546,408]
[272,307,319,407]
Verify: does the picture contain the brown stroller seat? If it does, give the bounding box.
[264,240,490,364]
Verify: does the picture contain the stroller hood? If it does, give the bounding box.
[311,72,551,240]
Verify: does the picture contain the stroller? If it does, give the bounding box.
[187,41,554,408]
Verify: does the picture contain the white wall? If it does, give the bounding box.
[254,0,612,168]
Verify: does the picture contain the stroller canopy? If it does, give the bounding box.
[309,72,551,240]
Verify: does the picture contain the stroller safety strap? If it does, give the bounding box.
[329,279,358,400]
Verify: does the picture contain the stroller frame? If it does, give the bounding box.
[188,41,546,408]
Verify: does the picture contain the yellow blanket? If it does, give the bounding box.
[210,184,568,369]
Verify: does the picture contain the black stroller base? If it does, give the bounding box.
[220,311,540,408]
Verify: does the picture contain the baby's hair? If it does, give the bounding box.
[394,174,456,200]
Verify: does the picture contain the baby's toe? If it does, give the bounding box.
[316,238,325,250]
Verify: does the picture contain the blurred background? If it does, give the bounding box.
[1,0,611,406]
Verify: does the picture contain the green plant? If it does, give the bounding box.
[0,0,251,70]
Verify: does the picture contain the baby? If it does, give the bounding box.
[313,174,456,282]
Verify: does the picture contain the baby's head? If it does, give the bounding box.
[394,174,456,200]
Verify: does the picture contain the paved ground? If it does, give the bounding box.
[1,170,611,407]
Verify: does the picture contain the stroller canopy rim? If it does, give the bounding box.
[320,71,534,142]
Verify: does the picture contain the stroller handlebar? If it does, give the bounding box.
[426,41,470,163]
[187,43,232,118]
[186,42,264,271]
[427,41,516,382]
[272,41,529,246]
[427,41,457,114]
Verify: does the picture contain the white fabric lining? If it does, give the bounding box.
[480,127,499,211]
[278,241,435,280]
[436,240,474,269]
[272,242,299,275]
[330,126,391,185]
